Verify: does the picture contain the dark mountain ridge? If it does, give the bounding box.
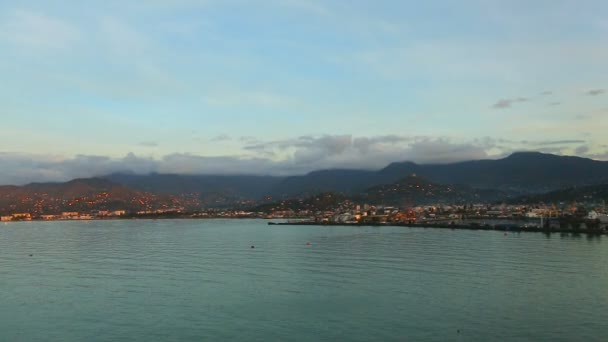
[510,183,608,204]
[2,152,607,214]
[252,175,507,213]
[270,152,608,196]
[104,173,284,199]
[380,152,608,192]
[360,175,506,206]
[99,153,608,200]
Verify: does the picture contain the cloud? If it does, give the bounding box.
[492,97,528,109]
[244,135,490,171]
[291,135,353,165]
[239,136,260,144]
[0,151,290,185]
[0,152,158,185]
[98,16,150,56]
[0,10,81,50]
[575,145,590,155]
[352,135,411,153]
[548,102,561,106]
[1,134,605,185]
[533,146,569,154]
[540,91,552,95]
[400,139,489,164]
[210,134,231,142]
[138,141,159,147]
[0,135,489,184]
[534,139,586,146]
[587,150,608,160]
[586,89,605,96]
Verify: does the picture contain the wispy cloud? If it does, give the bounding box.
[201,90,295,108]
[138,141,159,147]
[492,97,529,109]
[534,139,586,146]
[0,10,81,50]
[575,145,590,154]
[586,89,605,96]
[243,135,489,170]
[1,132,606,184]
[239,136,259,144]
[210,134,231,142]
[98,16,150,57]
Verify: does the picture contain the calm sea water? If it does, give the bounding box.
[1,219,607,341]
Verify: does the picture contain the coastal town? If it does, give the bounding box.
[3,197,607,234]
[1,172,607,234]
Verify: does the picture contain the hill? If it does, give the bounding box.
[270,152,608,196]
[104,173,283,205]
[99,153,608,201]
[510,184,608,204]
[250,176,507,213]
[379,152,608,192]
[360,175,506,206]
[251,192,352,213]
[0,178,183,215]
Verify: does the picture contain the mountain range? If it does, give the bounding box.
[105,152,608,198]
[360,175,506,206]
[511,184,608,204]
[1,152,607,214]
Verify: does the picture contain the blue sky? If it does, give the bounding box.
[0,0,606,183]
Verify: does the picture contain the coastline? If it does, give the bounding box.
[3,216,605,236]
[268,221,607,235]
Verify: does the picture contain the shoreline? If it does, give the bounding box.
[3,217,605,236]
[268,221,607,235]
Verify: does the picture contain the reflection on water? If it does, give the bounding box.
[1,219,607,341]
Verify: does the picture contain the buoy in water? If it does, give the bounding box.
[306,242,311,246]
[504,232,508,236]
[251,245,255,249]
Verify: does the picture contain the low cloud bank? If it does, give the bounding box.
[0,135,604,185]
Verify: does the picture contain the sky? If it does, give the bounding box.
[0,0,607,184]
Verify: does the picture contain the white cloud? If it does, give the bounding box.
[98,16,150,57]
[0,10,81,50]
[243,135,491,171]
[401,139,488,164]
[210,134,231,142]
[2,133,606,185]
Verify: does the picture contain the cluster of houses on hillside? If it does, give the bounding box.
[2,200,608,232]
[1,210,127,222]
[272,203,608,230]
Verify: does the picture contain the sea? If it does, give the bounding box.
[1,219,607,341]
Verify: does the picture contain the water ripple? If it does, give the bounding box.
[1,219,607,341]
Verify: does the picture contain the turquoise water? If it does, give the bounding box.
[1,219,607,341]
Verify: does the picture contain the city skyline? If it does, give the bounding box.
[1,0,607,184]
